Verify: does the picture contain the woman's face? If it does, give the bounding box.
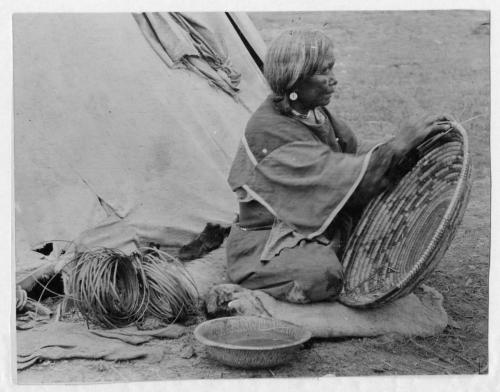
[293,58,337,110]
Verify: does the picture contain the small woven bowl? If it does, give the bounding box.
[339,124,471,308]
[194,316,312,369]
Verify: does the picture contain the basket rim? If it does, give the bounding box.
[340,123,471,307]
[193,316,312,351]
[396,123,470,287]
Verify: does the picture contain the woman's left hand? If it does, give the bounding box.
[393,114,455,154]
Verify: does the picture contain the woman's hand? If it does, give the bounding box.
[392,114,455,155]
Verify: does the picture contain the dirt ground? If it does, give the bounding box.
[17,10,490,382]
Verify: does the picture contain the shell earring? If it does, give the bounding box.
[289,92,298,101]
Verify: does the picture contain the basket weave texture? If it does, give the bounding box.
[194,316,311,369]
[339,124,471,308]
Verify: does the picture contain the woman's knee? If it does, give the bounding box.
[283,243,344,302]
[298,262,343,302]
[229,240,345,303]
[247,260,344,304]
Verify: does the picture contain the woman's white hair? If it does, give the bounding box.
[264,29,335,97]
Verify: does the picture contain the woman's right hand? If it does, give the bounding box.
[392,114,455,155]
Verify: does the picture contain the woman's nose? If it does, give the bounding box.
[329,76,337,86]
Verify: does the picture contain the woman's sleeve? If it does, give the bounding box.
[345,141,417,209]
[326,110,406,208]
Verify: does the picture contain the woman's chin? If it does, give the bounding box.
[322,96,332,106]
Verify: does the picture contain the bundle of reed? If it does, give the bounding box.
[139,247,198,323]
[68,248,149,328]
[68,247,199,327]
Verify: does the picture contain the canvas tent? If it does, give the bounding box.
[14,12,269,269]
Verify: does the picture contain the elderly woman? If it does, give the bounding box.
[226,29,451,304]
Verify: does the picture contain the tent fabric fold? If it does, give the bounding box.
[134,12,242,96]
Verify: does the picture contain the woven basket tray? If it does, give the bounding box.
[339,124,471,308]
[194,316,311,369]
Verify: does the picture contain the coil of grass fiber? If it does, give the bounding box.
[138,247,199,323]
[339,123,471,308]
[68,248,149,328]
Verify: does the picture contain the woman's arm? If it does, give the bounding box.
[345,115,453,209]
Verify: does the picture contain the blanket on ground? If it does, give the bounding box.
[204,283,448,338]
[17,322,186,370]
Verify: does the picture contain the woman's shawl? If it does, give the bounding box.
[228,96,381,260]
